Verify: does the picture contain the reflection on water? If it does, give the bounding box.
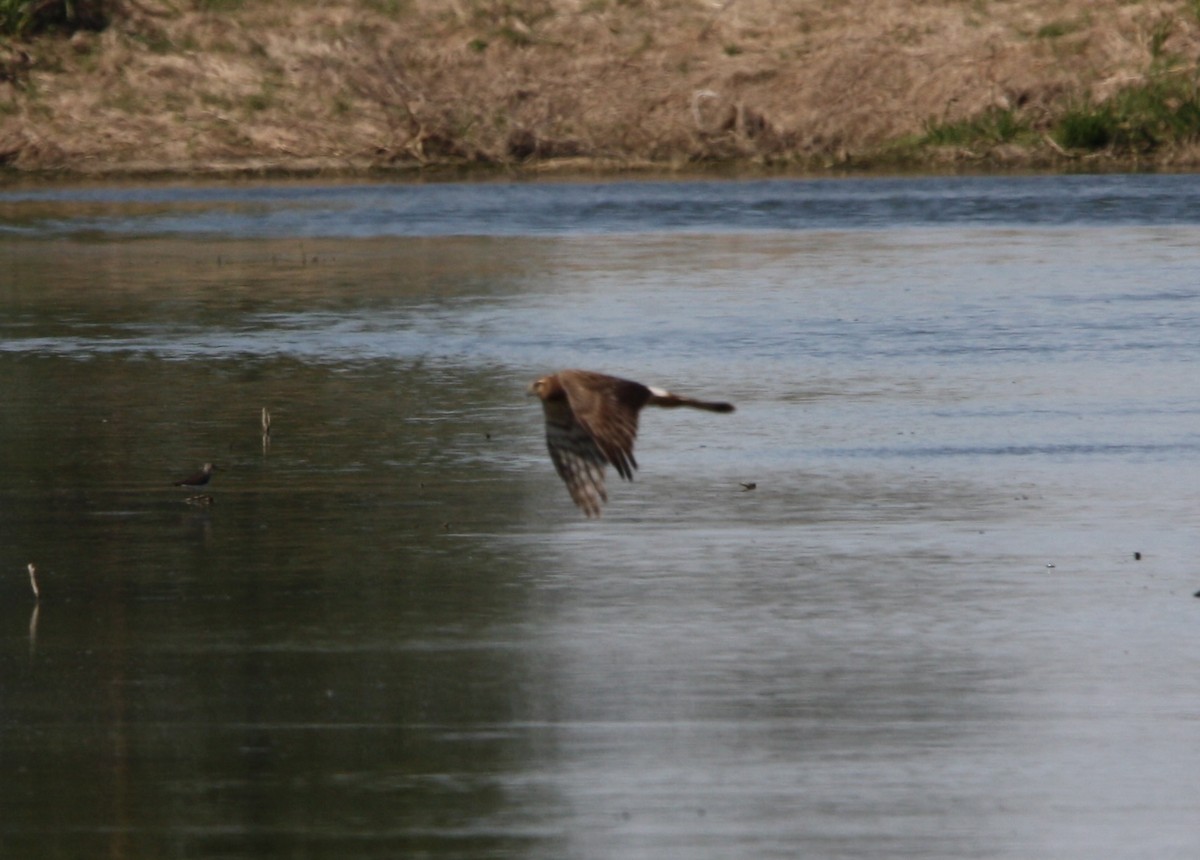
[2,178,1200,859]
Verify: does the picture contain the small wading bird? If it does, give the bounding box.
[528,370,734,517]
[173,463,217,494]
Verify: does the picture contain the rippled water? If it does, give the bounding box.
[3,172,1200,238]
[1,174,1199,859]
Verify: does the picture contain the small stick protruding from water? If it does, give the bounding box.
[27,562,40,600]
[29,602,39,659]
[261,407,272,436]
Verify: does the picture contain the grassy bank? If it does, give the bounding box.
[2,0,1200,178]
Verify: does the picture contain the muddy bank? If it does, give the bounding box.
[2,0,1200,180]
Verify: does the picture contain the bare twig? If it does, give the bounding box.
[1042,132,1077,158]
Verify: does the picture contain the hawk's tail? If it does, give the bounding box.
[647,388,735,413]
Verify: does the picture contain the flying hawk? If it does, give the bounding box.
[528,370,734,517]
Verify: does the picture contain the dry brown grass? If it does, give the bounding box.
[1,0,1199,176]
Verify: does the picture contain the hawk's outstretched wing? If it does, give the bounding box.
[541,397,611,518]
[556,371,648,481]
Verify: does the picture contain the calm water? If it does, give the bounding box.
[1,174,1199,859]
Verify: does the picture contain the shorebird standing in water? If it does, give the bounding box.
[174,463,217,488]
[173,463,217,503]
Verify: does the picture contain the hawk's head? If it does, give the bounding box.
[527,374,565,402]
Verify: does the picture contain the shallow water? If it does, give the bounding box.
[1,175,1199,859]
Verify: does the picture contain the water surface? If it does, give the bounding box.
[1,175,1199,859]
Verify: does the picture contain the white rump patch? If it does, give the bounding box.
[647,386,670,398]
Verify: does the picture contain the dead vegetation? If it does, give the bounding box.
[2,0,1200,176]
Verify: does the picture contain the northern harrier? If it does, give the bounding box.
[528,370,734,517]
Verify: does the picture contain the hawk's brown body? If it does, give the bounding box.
[528,370,734,517]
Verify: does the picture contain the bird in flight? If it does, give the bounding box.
[528,370,734,517]
[173,463,217,488]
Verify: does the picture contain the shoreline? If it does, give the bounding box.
[3,0,1200,183]
[1,155,1186,187]
[1,141,1187,183]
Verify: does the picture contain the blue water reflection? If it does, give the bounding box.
[1,173,1199,238]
